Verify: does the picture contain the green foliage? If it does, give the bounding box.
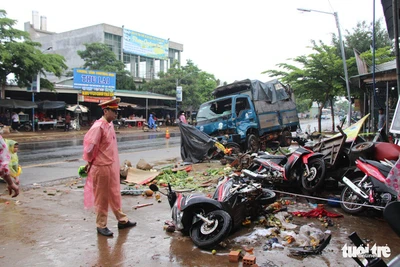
[77,43,136,90]
[332,19,392,60]
[142,60,218,111]
[0,10,67,92]
[296,98,312,113]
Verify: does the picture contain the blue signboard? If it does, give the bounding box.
[73,69,116,91]
[123,28,169,60]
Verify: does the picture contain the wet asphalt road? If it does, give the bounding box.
[18,134,182,186]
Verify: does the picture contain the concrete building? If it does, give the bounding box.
[24,11,183,84]
[0,12,183,126]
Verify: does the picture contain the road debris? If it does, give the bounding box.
[133,203,153,209]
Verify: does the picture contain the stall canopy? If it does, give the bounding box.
[119,102,138,108]
[0,99,37,109]
[36,100,66,110]
[66,104,89,113]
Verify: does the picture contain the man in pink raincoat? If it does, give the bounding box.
[83,98,136,237]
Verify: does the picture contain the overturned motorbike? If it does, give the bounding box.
[242,145,326,193]
[340,158,399,214]
[149,175,276,249]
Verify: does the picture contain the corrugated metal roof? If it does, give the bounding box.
[381,0,400,39]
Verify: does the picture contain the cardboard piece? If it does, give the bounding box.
[125,167,159,185]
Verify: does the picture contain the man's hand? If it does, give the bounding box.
[15,177,20,185]
[85,162,92,173]
[7,182,19,198]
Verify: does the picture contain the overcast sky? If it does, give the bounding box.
[3,0,385,84]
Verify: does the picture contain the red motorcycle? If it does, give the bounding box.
[242,145,326,192]
[340,157,399,214]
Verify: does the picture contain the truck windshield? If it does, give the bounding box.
[197,99,232,122]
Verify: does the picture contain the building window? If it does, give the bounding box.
[104,32,121,60]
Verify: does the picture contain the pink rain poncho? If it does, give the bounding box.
[386,158,400,200]
[82,119,122,213]
[0,136,11,177]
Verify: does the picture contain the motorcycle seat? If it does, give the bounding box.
[374,142,400,161]
[257,154,287,160]
[364,159,392,177]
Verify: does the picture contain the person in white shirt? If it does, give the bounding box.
[11,112,19,131]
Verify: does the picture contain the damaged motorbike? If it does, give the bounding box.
[340,158,399,214]
[241,144,326,193]
[149,175,276,249]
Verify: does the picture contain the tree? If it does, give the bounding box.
[142,60,218,111]
[296,99,312,114]
[332,19,392,60]
[0,10,67,98]
[77,43,136,90]
[263,41,344,132]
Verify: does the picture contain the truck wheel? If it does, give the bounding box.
[225,142,241,155]
[280,130,292,147]
[246,134,259,153]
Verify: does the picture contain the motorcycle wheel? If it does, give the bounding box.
[301,158,326,192]
[143,126,149,132]
[20,124,32,132]
[259,188,277,205]
[246,134,259,154]
[190,210,232,249]
[156,127,161,132]
[340,177,369,214]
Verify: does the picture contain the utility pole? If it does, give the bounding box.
[298,8,352,126]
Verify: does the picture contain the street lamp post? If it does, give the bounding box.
[32,46,53,132]
[298,8,352,127]
[175,72,191,122]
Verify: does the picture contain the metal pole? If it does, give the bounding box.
[334,12,352,127]
[386,82,389,133]
[32,91,35,132]
[176,79,178,121]
[393,0,400,96]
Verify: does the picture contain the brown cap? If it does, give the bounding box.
[98,98,121,110]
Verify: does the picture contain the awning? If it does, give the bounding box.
[36,100,66,109]
[119,102,138,108]
[0,99,38,109]
[66,104,89,113]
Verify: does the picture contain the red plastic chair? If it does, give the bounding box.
[137,121,143,128]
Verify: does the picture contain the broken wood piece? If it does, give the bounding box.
[133,203,154,209]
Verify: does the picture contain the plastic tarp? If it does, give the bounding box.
[212,79,290,103]
[36,100,66,109]
[179,122,215,163]
[0,99,37,109]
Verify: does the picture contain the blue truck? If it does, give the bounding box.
[196,79,300,153]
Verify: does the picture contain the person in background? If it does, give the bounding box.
[179,111,187,124]
[5,139,21,185]
[65,113,71,132]
[378,108,386,130]
[11,112,19,132]
[0,135,19,197]
[148,114,156,129]
[0,113,8,125]
[165,113,171,126]
[83,98,136,237]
